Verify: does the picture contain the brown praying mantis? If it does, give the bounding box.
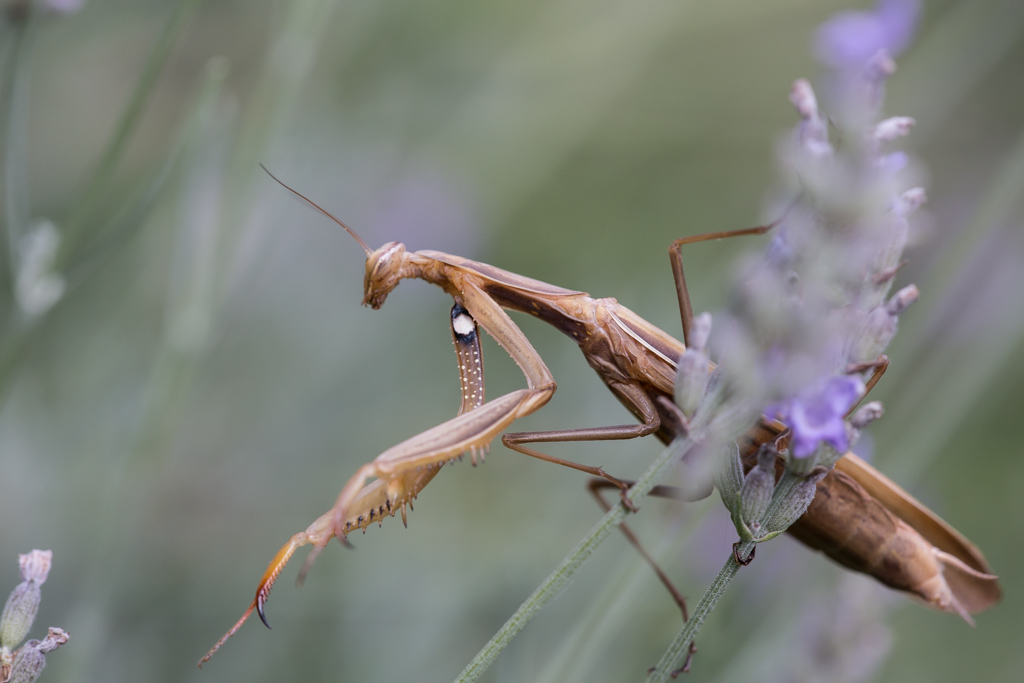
[199,170,1001,667]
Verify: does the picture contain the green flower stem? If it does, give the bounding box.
[646,540,755,683]
[455,434,696,683]
[647,468,802,681]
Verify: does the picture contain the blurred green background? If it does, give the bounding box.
[0,1,1021,681]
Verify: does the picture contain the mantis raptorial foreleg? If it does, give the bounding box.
[327,280,558,540]
[200,301,496,665]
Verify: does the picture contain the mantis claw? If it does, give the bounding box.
[618,487,639,513]
[733,542,756,566]
[257,595,271,629]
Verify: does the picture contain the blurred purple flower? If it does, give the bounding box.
[875,150,908,176]
[44,0,85,12]
[768,375,864,458]
[366,170,480,256]
[2,0,84,17]
[814,0,920,68]
[764,232,796,268]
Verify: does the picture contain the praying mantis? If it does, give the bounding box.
[199,170,1001,667]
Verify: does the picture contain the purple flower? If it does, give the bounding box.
[366,170,480,256]
[875,150,908,176]
[768,375,865,458]
[43,0,85,13]
[814,0,920,68]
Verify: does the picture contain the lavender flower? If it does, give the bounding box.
[675,312,712,419]
[711,1,926,537]
[814,0,920,68]
[768,375,865,458]
[651,8,932,678]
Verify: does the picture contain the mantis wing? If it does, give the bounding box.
[835,453,1001,614]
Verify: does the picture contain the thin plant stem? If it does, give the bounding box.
[533,497,710,683]
[645,540,755,683]
[646,469,801,681]
[454,433,697,683]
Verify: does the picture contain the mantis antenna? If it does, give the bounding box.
[259,163,372,256]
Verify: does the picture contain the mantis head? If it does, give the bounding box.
[362,241,408,309]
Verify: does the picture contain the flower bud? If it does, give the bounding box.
[714,442,744,514]
[17,552,51,586]
[675,313,713,419]
[790,78,818,119]
[872,116,915,142]
[894,187,926,216]
[688,312,712,353]
[886,284,918,315]
[790,79,832,157]
[850,401,884,430]
[739,446,776,532]
[0,551,51,651]
[675,350,709,420]
[867,50,898,79]
[0,583,40,651]
[762,470,828,537]
[8,642,46,683]
[5,627,68,683]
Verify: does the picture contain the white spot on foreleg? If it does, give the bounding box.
[453,313,475,337]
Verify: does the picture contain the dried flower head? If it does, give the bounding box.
[0,552,67,683]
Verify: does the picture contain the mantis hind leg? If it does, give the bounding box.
[588,479,690,618]
[845,355,889,417]
[589,478,698,672]
[670,206,797,347]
